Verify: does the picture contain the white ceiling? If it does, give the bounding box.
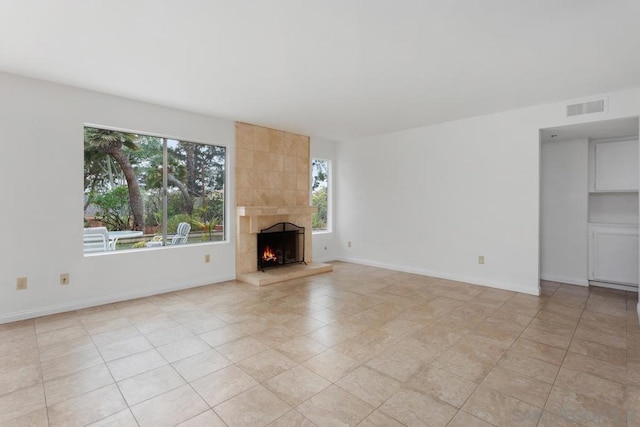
[1,1,640,141]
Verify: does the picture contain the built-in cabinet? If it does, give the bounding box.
[588,223,638,286]
[588,137,639,289]
[590,139,639,191]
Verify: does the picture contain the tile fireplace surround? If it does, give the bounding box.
[235,122,332,285]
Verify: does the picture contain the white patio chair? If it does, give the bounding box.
[83,232,107,253]
[146,222,191,247]
[83,227,113,251]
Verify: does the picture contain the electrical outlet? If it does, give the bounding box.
[347,241,352,248]
[204,254,211,263]
[16,277,27,290]
[60,273,69,285]
[478,255,485,265]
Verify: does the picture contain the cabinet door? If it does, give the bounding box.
[593,140,639,191]
[589,226,639,285]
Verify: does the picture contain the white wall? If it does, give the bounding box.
[336,88,640,295]
[311,138,339,262]
[540,138,589,286]
[0,73,236,323]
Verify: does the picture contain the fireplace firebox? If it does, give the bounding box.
[257,222,305,271]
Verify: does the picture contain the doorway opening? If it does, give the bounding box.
[539,116,639,293]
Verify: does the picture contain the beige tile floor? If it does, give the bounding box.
[0,261,638,426]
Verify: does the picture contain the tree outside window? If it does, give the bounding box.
[311,159,329,231]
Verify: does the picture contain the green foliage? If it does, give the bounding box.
[311,159,329,229]
[192,218,218,241]
[167,191,190,217]
[167,213,193,234]
[312,159,328,191]
[133,136,163,189]
[84,127,139,152]
[193,192,224,222]
[84,128,140,194]
[144,191,163,226]
[92,186,131,230]
[312,186,328,230]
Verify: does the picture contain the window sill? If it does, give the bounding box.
[312,230,332,235]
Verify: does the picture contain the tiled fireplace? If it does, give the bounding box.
[235,122,332,285]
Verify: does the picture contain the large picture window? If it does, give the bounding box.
[83,126,225,253]
[311,159,330,232]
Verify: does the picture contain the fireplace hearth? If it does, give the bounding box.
[257,222,305,271]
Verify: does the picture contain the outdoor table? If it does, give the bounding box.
[107,230,143,249]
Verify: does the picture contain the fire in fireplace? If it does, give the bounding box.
[257,222,305,271]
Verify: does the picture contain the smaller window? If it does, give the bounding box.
[311,159,330,232]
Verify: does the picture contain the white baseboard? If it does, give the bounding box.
[337,257,539,296]
[0,274,236,325]
[313,256,339,263]
[540,274,588,287]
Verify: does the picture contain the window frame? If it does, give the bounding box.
[310,157,332,234]
[83,123,229,254]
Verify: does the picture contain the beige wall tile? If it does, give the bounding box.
[236,148,253,168]
[268,190,284,207]
[235,123,253,151]
[268,172,283,190]
[258,216,278,230]
[269,153,284,172]
[289,135,307,158]
[237,234,257,255]
[253,170,269,189]
[253,189,270,206]
[296,173,309,191]
[283,155,298,173]
[236,168,253,189]
[268,129,284,153]
[282,172,296,190]
[282,191,296,206]
[283,133,297,153]
[234,122,312,275]
[295,191,309,206]
[253,155,269,171]
[296,157,309,174]
[237,255,257,274]
[236,188,253,207]
[253,127,270,152]
[238,217,250,234]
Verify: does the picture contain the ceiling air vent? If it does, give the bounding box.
[566,98,607,117]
